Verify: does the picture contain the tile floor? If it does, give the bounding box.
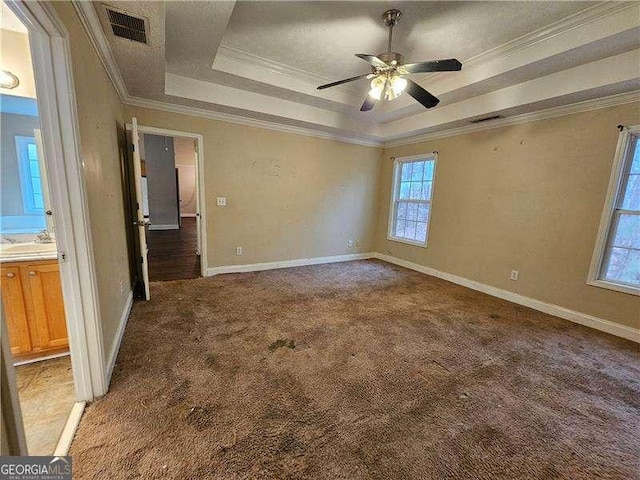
[15,355,75,455]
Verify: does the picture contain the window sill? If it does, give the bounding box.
[587,279,640,296]
[387,236,428,248]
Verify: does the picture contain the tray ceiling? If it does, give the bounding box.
[87,1,640,145]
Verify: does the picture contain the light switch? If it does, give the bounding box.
[216,197,227,206]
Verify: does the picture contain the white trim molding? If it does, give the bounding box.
[374,253,639,343]
[53,401,85,456]
[13,1,107,401]
[384,90,640,147]
[71,1,127,101]
[206,252,374,276]
[125,95,383,148]
[105,290,134,387]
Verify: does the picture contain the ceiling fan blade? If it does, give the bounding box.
[360,95,377,111]
[317,73,372,90]
[401,59,462,74]
[406,79,440,109]
[355,54,388,69]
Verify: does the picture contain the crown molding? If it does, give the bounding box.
[123,95,383,147]
[420,1,638,86]
[70,0,638,149]
[384,90,640,148]
[215,45,360,95]
[71,1,128,101]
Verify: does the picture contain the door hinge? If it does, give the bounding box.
[59,251,68,262]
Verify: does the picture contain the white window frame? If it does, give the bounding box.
[588,124,640,296]
[387,152,437,247]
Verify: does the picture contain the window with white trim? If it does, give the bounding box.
[387,153,436,246]
[589,126,640,294]
[15,135,45,215]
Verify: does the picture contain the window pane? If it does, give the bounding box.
[622,174,640,211]
[409,182,422,199]
[31,178,42,195]
[405,221,417,239]
[395,219,405,237]
[424,160,435,181]
[401,163,412,181]
[416,222,427,243]
[631,140,640,174]
[417,203,429,222]
[604,247,640,286]
[29,160,41,178]
[411,162,424,181]
[397,202,407,220]
[422,181,433,200]
[33,194,44,210]
[399,182,411,199]
[611,214,640,248]
[27,143,38,160]
[406,202,418,221]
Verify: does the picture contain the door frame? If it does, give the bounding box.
[6,1,106,400]
[126,124,208,277]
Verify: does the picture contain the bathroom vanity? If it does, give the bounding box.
[1,243,68,361]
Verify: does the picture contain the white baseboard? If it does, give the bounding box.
[149,224,179,231]
[105,290,134,387]
[180,213,197,218]
[53,401,85,456]
[206,252,375,276]
[374,253,639,343]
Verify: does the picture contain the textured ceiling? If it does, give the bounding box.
[91,1,640,144]
[221,1,591,81]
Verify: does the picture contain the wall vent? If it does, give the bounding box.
[104,5,148,44]
[469,115,504,124]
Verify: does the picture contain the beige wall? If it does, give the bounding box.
[174,137,197,216]
[125,106,382,267]
[376,103,640,330]
[0,29,36,99]
[54,3,131,357]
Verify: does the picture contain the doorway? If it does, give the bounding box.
[126,124,206,291]
[1,0,105,456]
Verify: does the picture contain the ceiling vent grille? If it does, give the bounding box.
[104,6,148,44]
[469,115,504,124]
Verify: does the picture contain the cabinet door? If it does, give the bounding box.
[26,263,68,349]
[0,266,32,354]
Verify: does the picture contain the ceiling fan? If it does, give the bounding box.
[317,9,462,112]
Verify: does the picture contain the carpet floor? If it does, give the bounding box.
[69,260,639,479]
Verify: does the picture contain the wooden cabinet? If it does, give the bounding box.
[1,259,68,360]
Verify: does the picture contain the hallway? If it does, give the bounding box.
[147,218,200,282]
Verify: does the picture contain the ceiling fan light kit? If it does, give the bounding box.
[317,9,462,112]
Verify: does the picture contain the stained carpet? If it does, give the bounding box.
[69,260,639,479]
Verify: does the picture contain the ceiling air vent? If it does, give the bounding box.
[104,5,148,44]
[469,115,504,124]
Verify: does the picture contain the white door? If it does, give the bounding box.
[131,118,150,300]
[194,145,202,257]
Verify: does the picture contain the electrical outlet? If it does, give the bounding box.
[510,270,519,281]
[355,240,361,247]
[217,197,227,206]
[236,246,243,255]
[347,240,354,248]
